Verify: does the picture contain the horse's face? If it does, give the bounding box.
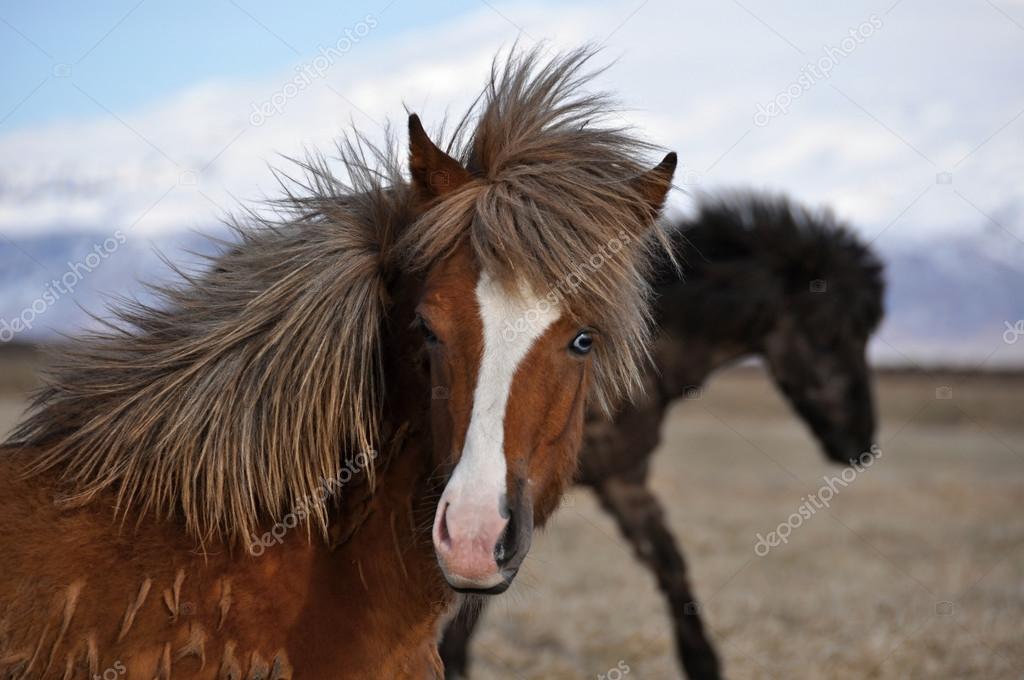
[406,114,674,593]
[416,245,589,593]
[762,313,877,466]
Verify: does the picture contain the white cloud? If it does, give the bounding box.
[0,0,1020,247]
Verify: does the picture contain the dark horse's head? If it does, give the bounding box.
[670,193,885,465]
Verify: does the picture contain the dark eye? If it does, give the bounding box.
[417,316,439,346]
[569,330,593,355]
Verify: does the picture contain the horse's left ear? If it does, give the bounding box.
[630,151,677,218]
[408,113,472,200]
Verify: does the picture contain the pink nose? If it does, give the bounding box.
[432,499,509,590]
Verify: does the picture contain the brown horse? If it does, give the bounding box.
[0,48,676,679]
[439,192,886,679]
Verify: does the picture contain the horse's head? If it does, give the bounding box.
[761,271,884,467]
[673,194,886,469]
[405,113,675,593]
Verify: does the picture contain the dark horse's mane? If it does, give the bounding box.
[658,191,885,342]
[5,47,669,550]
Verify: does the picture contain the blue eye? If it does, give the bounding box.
[569,331,593,355]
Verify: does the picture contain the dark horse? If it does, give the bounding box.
[0,49,678,678]
[440,192,886,679]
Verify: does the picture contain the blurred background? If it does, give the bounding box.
[0,1,1021,678]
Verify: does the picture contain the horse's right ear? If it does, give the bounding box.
[408,114,472,201]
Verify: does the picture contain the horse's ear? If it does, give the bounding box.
[630,152,677,218]
[408,113,471,200]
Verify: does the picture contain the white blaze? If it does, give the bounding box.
[444,273,561,509]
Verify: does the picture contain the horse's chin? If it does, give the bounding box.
[822,437,875,467]
[445,569,517,595]
[448,579,512,596]
[437,556,521,594]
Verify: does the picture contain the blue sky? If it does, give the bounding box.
[0,0,474,130]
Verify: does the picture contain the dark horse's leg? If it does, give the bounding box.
[438,477,722,680]
[439,599,485,679]
[593,476,721,680]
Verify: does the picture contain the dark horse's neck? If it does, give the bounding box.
[646,331,751,407]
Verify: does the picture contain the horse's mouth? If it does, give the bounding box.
[437,549,522,595]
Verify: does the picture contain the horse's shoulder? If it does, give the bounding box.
[0,455,303,679]
[0,551,298,679]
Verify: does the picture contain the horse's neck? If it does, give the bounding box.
[649,332,750,403]
[282,415,448,676]
[285,319,450,675]
[703,340,754,381]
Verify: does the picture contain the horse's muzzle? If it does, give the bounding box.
[432,483,533,594]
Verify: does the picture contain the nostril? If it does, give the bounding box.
[437,501,452,550]
[493,511,516,567]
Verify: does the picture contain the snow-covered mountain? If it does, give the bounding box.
[1,224,1021,367]
[876,232,1024,367]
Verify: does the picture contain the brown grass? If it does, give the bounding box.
[1,352,1021,679]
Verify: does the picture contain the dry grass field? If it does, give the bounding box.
[1,346,1021,679]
